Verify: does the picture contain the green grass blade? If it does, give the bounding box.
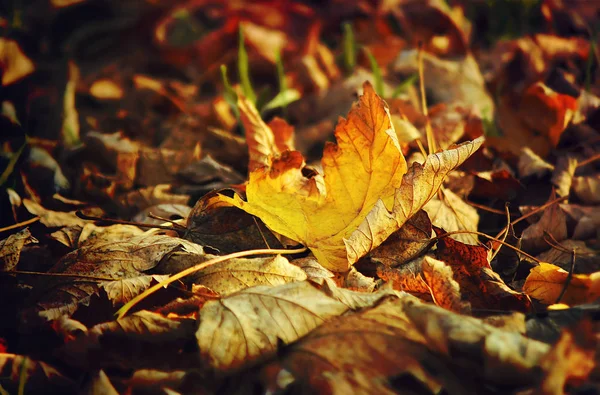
[220,64,239,119]
[238,25,257,104]
[343,22,357,74]
[364,48,384,97]
[391,73,418,98]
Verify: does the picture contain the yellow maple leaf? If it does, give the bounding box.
[219,82,483,271]
[523,262,600,305]
[219,82,405,271]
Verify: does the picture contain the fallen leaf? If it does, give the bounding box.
[62,61,80,147]
[346,137,483,266]
[265,294,551,393]
[100,274,171,306]
[376,255,469,314]
[551,155,577,198]
[23,199,86,228]
[435,228,531,311]
[60,311,196,370]
[523,262,600,305]
[424,188,479,245]
[572,174,600,204]
[393,49,494,114]
[521,192,568,253]
[537,239,600,274]
[196,281,349,370]
[89,79,124,100]
[421,256,470,314]
[189,255,307,296]
[369,209,433,267]
[219,82,409,271]
[0,228,38,271]
[519,82,578,147]
[537,321,596,393]
[35,234,204,319]
[0,38,35,85]
[560,204,600,240]
[238,94,295,172]
[518,147,554,178]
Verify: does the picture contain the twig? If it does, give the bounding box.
[556,249,576,304]
[0,217,40,234]
[494,196,568,239]
[490,204,510,261]
[76,211,184,233]
[417,41,436,155]
[116,246,307,318]
[576,153,600,169]
[432,230,541,264]
[1,270,114,281]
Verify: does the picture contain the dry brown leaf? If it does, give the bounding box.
[424,188,479,245]
[560,204,600,240]
[36,234,204,319]
[196,281,349,371]
[537,239,600,274]
[23,199,86,228]
[290,256,334,283]
[518,147,554,178]
[521,193,568,253]
[551,156,578,198]
[520,82,578,147]
[89,79,124,100]
[50,224,144,250]
[376,255,469,314]
[0,227,38,271]
[100,274,171,306]
[435,229,531,311]
[320,278,396,309]
[393,49,493,114]
[369,209,432,267]
[421,256,470,314]
[85,370,119,395]
[266,294,552,393]
[61,311,196,370]
[572,174,600,204]
[190,255,307,296]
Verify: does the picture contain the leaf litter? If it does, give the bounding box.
[1,1,600,393]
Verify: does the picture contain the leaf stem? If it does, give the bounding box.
[115,246,307,318]
[0,217,39,234]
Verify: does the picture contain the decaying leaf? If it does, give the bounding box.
[369,209,433,267]
[23,199,86,228]
[189,255,307,296]
[60,311,196,370]
[424,188,479,245]
[196,281,349,370]
[265,294,554,393]
[36,234,205,319]
[521,193,568,253]
[0,228,38,271]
